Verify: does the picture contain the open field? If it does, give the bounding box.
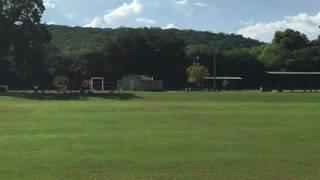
[1,92,320,180]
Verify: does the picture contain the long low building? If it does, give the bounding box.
[265,71,320,91]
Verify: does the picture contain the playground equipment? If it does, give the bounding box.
[90,77,104,93]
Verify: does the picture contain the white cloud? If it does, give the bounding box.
[66,13,75,20]
[237,12,320,42]
[104,0,142,25]
[82,18,91,24]
[136,18,156,27]
[176,0,189,5]
[194,2,208,7]
[85,17,105,28]
[85,0,143,28]
[239,20,254,26]
[46,21,56,25]
[43,0,55,9]
[162,23,178,29]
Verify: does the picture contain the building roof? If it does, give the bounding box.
[204,77,243,80]
[137,75,154,81]
[124,74,154,81]
[266,72,320,75]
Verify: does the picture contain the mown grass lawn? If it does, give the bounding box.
[1,92,320,180]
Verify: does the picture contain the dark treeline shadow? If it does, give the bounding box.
[0,92,142,101]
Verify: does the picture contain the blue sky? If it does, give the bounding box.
[43,0,320,42]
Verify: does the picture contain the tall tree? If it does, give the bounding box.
[272,29,309,50]
[0,0,50,86]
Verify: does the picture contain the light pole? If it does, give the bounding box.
[195,56,199,63]
[213,47,219,92]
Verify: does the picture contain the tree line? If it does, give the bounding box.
[1,0,320,90]
[44,27,320,90]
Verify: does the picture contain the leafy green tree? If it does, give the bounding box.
[186,63,209,89]
[311,35,320,47]
[257,29,313,72]
[289,47,320,71]
[0,0,50,86]
[258,44,292,70]
[272,29,309,50]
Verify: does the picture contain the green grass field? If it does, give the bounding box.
[1,92,320,180]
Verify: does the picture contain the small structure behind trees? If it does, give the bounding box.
[117,75,163,91]
[53,75,69,93]
[0,85,8,93]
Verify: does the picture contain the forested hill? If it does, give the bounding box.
[47,25,264,56]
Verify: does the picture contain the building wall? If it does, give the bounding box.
[117,76,143,90]
[117,75,163,91]
[141,80,163,91]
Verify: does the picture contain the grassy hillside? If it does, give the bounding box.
[1,92,320,179]
[47,25,264,56]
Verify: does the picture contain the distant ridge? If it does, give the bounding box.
[47,25,264,56]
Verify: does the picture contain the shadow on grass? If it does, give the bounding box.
[0,92,142,101]
[90,93,143,100]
